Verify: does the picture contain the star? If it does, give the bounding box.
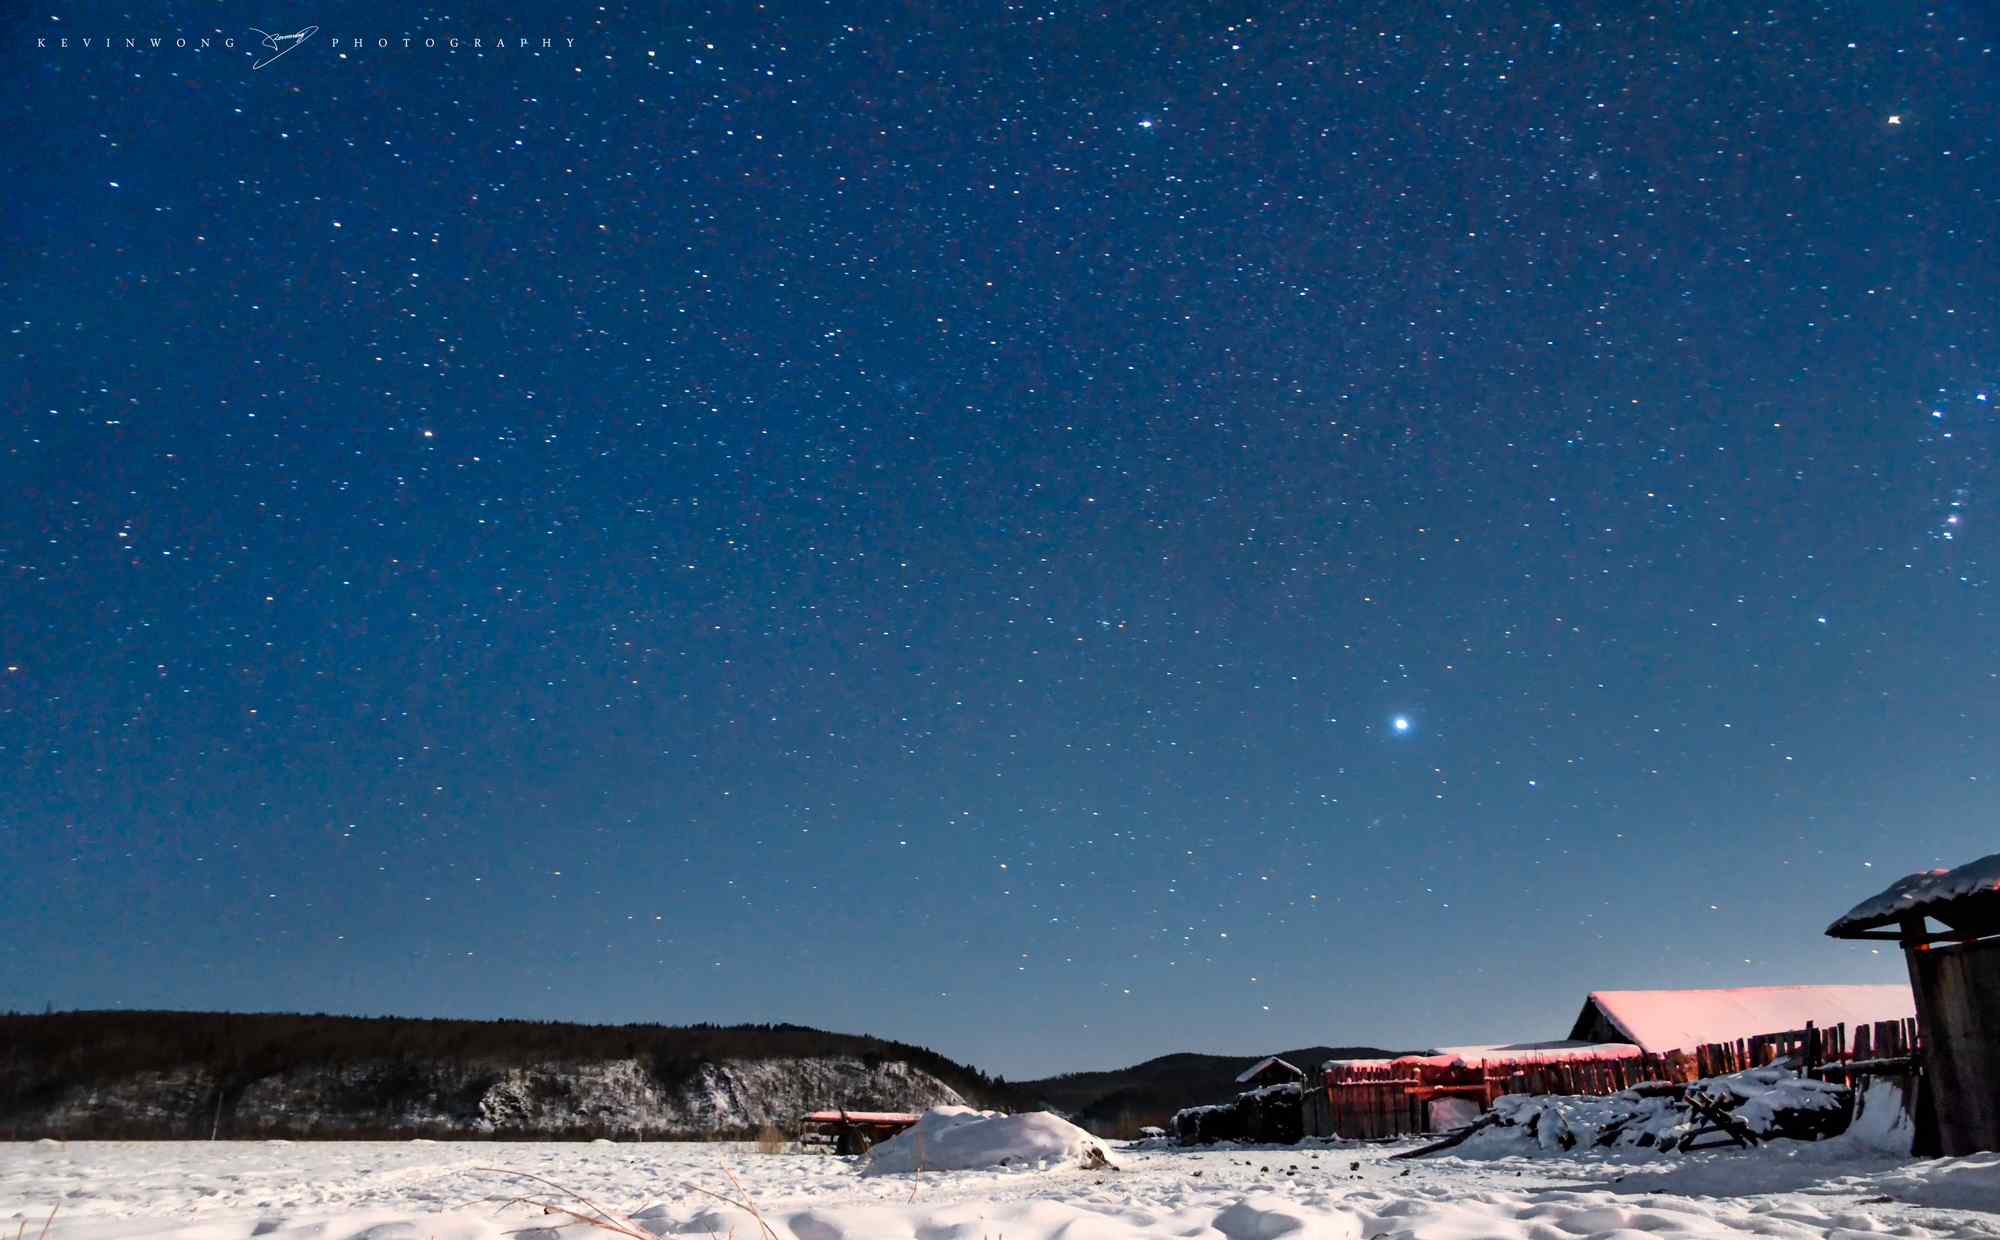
[1887,114,1902,126]
[1392,716,1412,734]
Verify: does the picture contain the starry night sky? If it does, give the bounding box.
[3,5,1996,1079]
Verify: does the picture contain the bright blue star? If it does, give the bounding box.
[1392,715,1412,734]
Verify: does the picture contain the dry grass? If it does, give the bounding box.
[480,1166,653,1240]
[753,1123,787,1155]
[481,1162,780,1240]
[716,1164,778,1240]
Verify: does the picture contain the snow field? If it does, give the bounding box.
[5,1133,1998,1240]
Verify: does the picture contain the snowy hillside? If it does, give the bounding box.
[1,1012,999,1140]
[13,1054,965,1140]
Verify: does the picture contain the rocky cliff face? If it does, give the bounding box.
[14,1056,966,1139]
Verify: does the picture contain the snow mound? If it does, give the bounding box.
[1841,1077,1915,1153]
[864,1105,1114,1173]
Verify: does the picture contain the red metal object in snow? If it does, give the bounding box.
[800,1109,921,1155]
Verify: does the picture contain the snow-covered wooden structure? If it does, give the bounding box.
[1828,851,2000,1155]
[1234,1056,1305,1089]
[800,1109,920,1154]
[1308,1042,1645,1138]
[1307,984,1920,1139]
[1568,985,1916,1055]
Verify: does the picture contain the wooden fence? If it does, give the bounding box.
[1306,1018,1920,1139]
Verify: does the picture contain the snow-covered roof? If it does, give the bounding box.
[1827,851,2000,938]
[802,1110,919,1125]
[1431,1041,1644,1067]
[1234,1055,1304,1084]
[1325,1041,1642,1071]
[1574,985,1915,1055]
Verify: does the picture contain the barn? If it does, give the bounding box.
[1568,984,1916,1055]
[1828,850,2000,1155]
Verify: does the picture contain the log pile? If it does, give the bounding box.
[1171,1082,1303,1145]
[1415,1065,1855,1156]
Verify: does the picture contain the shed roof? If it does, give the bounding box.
[1234,1055,1305,1084]
[1827,851,2000,939]
[801,1110,920,1125]
[1571,984,1914,1054]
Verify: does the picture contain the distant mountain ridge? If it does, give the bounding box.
[1014,1046,1405,1136]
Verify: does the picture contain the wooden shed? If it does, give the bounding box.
[1828,851,2000,1156]
[1235,1055,1306,1090]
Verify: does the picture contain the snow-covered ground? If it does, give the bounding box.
[6,1132,1999,1240]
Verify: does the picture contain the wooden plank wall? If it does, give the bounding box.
[1908,936,2000,1155]
[1308,1018,1922,1139]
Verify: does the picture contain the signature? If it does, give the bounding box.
[248,25,317,69]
